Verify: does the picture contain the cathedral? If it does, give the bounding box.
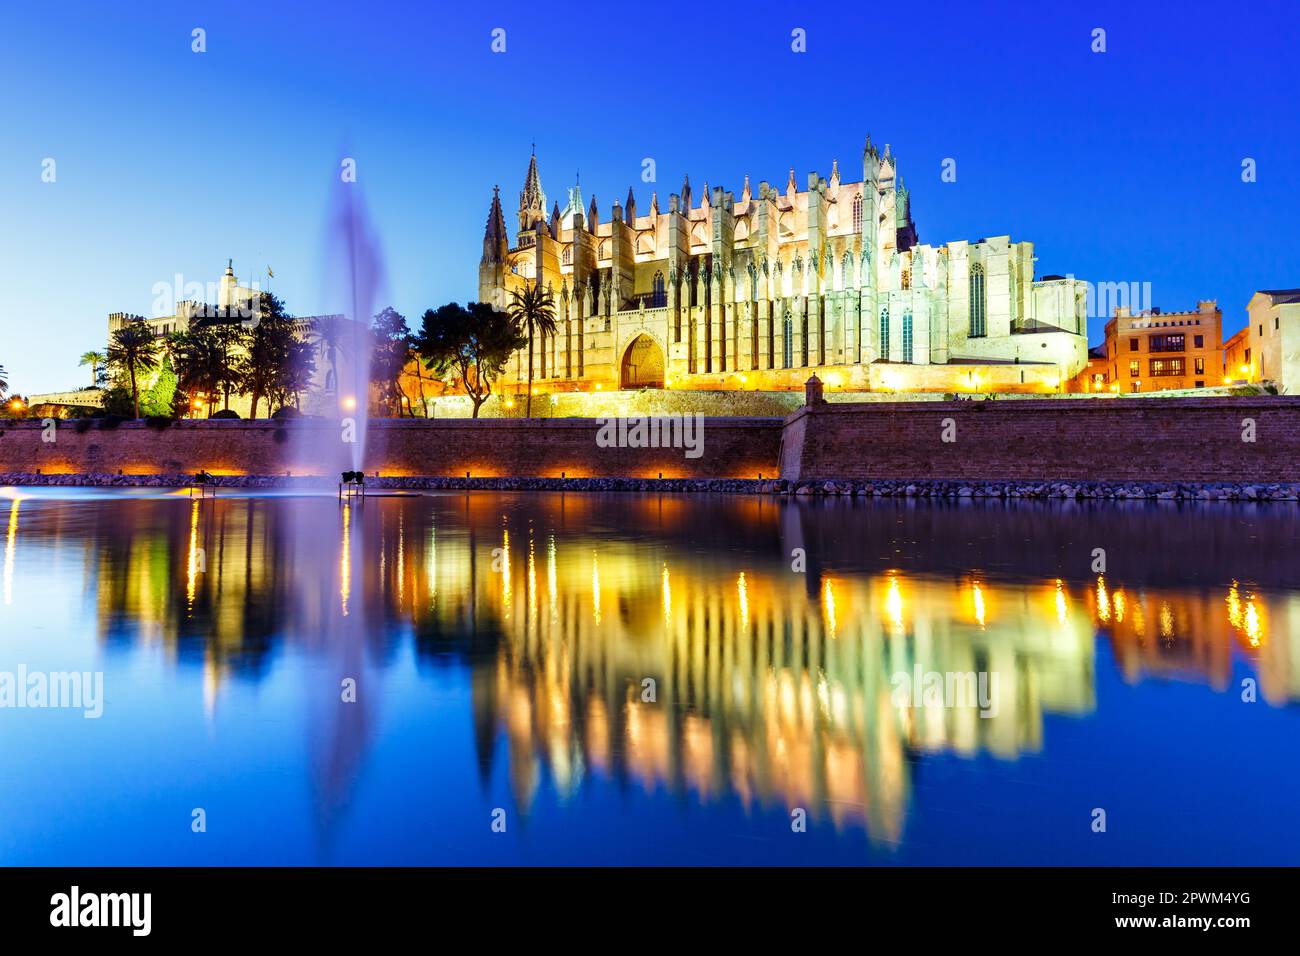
[479,137,1089,395]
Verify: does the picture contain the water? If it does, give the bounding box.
[315,178,385,472]
[1,487,1297,865]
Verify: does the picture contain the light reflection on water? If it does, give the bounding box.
[1,488,1297,865]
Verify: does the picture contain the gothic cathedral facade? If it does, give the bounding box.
[479,137,1089,395]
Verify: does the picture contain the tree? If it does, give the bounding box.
[140,354,178,417]
[370,307,412,416]
[241,294,297,418]
[107,320,160,419]
[0,364,7,400]
[417,302,525,418]
[167,328,225,417]
[79,351,106,389]
[277,339,317,411]
[505,282,557,417]
[406,335,430,417]
[193,318,249,412]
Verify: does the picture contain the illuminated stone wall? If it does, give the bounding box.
[0,417,782,480]
[782,395,1300,483]
[7,395,1300,483]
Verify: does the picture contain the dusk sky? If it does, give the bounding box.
[2,0,1297,394]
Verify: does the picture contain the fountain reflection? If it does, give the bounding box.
[14,492,1300,847]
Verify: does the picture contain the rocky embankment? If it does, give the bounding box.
[1,472,1297,501]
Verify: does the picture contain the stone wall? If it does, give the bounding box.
[5,396,1300,486]
[780,396,1300,483]
[0,417,782,481]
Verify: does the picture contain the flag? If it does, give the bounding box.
[267,265,274,279]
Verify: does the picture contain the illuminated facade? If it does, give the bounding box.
[1101,300,1223,393]
[480,137,1091,396]
[1240,289,1300,392]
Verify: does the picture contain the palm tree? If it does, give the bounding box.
[79,351,106,389]
[168,328,225,417]
[0,364,8,400]
[506,282,557,417]
[107,321,160,419]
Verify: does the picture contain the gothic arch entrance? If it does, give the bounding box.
[620,334,665,389]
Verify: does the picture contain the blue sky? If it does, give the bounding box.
[2,0,1297,393]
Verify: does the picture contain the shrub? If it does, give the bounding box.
[96,414,125,430]
[210,409,241,420]
[271,406,301,421]
[144,415,173,430]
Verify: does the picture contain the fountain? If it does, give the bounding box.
[290,172,387,481]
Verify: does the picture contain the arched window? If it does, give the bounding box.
[879,306,891,361]
[852,195,863,232]
[902,310,914,363]
[969,263,986,337]
[782,311,794,369]
[562,245,573,266]
[651,271,665,308]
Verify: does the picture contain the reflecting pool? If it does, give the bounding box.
[1,487,1297,865]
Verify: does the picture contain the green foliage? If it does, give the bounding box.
[79,351,107,388]
[240,293,301,417]
[100,385,136,417]
[417,302,525,418]
[371,307,412,416]
[140,355,177,418]
[106,320,160,418]
[506,283,558,417]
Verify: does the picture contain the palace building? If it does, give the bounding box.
[479,137,1090,396]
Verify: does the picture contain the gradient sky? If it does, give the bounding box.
[2,0,1297,394]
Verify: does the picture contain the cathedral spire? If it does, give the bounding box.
[482,185,508,263]
[518,149,547,233]
[587,193,599,232]
[681,174,691,210]
[624,186,636,224]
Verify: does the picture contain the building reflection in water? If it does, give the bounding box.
[13,490,1300,847]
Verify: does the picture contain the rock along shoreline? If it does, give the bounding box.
[2,472,1298,501]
